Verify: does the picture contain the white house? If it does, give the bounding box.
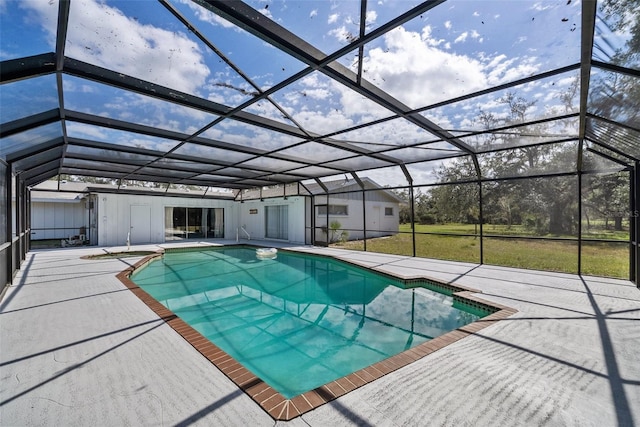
[29,187,90,243]
[26,180,308,247]
[25,178,400,247]
[306,178,403,244]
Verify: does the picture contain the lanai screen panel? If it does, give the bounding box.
[0,0,638,189]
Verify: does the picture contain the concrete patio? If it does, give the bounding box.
[1,242,639,426]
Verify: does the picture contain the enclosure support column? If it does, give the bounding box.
[325,195,329,247]
[15,173,22,267]
[578,171,583,276]
[26,189,31,253]
[478,180,484,265]
[5,163,12,286]
[311,195,316,245]
[410,183,416,257]
[20,179,27,262]
[631,161,639,286]
[362,188,367,252]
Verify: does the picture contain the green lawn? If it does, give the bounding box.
[336,228,629,279]
[398,223,629,240]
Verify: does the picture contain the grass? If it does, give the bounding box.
[398,223,629,240]
[336,228,629,279]
[82,251,157,259]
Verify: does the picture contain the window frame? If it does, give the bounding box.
[316,204,349,216]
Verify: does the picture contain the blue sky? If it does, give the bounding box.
[0,0,632,187]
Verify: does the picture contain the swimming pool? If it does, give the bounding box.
[130,247,488,399]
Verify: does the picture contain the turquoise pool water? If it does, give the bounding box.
[131,247,482,398]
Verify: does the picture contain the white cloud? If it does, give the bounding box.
[310,9,318,18]
[531,2,553,11]
[303,88,331,100]
[328,13,339,24]
[178,0,236,29]
[25,0,210,95]
[473,11,480,17]
[454,32,468,43]
[329,25,356,43]
[485,56,539,85]
[421,26,447,47]
[17,0,58,47]
[66,122,109,141]
[334,83,394,120]
[362,26,487,109]
[293,109,354,134]
[298,77,333,101]
[62,78,96,95]
[365,10,377,26]
[444,21,452,30]
[258,7,273,19]
[277,73,391,132]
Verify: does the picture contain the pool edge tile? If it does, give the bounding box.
[117,248,518,422]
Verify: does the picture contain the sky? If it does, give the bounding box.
[0,0,633,187]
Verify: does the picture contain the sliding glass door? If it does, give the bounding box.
[206,208,224,238]
[165,207,224,240]
[265,205,288,240]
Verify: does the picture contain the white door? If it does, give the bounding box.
[367,205,381,235]
[130,205,150,244]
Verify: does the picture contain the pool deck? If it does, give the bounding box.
[1,241,639,426]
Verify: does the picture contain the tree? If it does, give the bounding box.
[391,188,412,224]
[600,0,640,67]
[588,0,640,130]
[414,189,437,224]
[583,172,629,231]
[428,84,583,235]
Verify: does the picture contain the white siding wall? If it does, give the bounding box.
[314,195,399,241]
[237,197,305,244]
[96,193,237,246]
[30,190,393,246]
[30,201,87,240]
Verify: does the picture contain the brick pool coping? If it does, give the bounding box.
[116,248,517,421]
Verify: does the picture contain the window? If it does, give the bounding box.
[385,207,394,216]
[317,204,348,216]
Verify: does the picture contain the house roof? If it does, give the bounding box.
[303,177,405,203]
[29,179,236,200]
[1,1,638,192]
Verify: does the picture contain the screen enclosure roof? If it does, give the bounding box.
[1,0,638,196]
